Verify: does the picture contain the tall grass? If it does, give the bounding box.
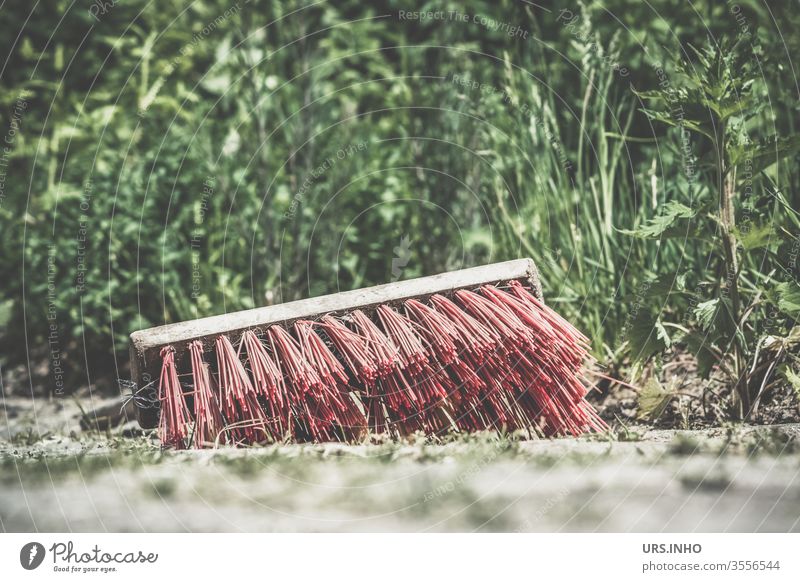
[0,0,797,394]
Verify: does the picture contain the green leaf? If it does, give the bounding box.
[642,272,685,301]
[628,311,671,362]
[776,282,800,316]
[683,333,721,378]
[736,223,774,251]
[620,201,696,239]
[637,378,675,421]
[694,299,719,331]
[729,135,800,175]
[763,327,800,353]
[781,364,800,399]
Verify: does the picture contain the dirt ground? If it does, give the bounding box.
[1,395,799,533]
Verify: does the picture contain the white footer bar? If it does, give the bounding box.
[1,533,797,581]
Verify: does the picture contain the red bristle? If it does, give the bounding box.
[268,325,358,442]
[365,382,389,434]
[469,354,527,430]
[478,284,607,436]
[376,305,428,374]
[445,357,485,400]
[455,288,531,349]
[158,346,190,449]
[349,311,399,376]
[410,295,516,433]
[319,315,389,434]
[188,341,226,447]
[294,320,349,385]
[267,326,320,394]
[428,293,532,428]
[405,299,507,431]
[509,280,589,345]
[379,374,423,434]
[294,320,367,440]
[214,335,270,445]
[374,305,458,435]
[451,289,561,433]
[404,299,459,364]
[351,308,456,434]
[267,326,325,440]
[319,315,378,385]
[483,284,587,371]
[449,358,494,429]
[349,310,421,433]
[429,294,500,362]
[241,330,291,440]
[420,406,453,435]
[412,372,453,410]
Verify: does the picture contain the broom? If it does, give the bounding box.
[129,259,606,448]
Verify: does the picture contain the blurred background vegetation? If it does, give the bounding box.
[0,0,798,421]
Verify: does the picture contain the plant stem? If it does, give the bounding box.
[716,119,747,418]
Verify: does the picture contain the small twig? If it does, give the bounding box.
[585,370,641,392]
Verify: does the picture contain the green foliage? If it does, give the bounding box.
[621,201,697,239]
[776,282,800,316]
[631,31,800,417]
[0,0,797,411]
[783,363,800,399]
[637,378,675,421]
[628,312,671,363]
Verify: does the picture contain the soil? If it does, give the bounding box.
[1,395,799,533]
[589,351,800,429]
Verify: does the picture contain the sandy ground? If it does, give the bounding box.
[1,396,799,532]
